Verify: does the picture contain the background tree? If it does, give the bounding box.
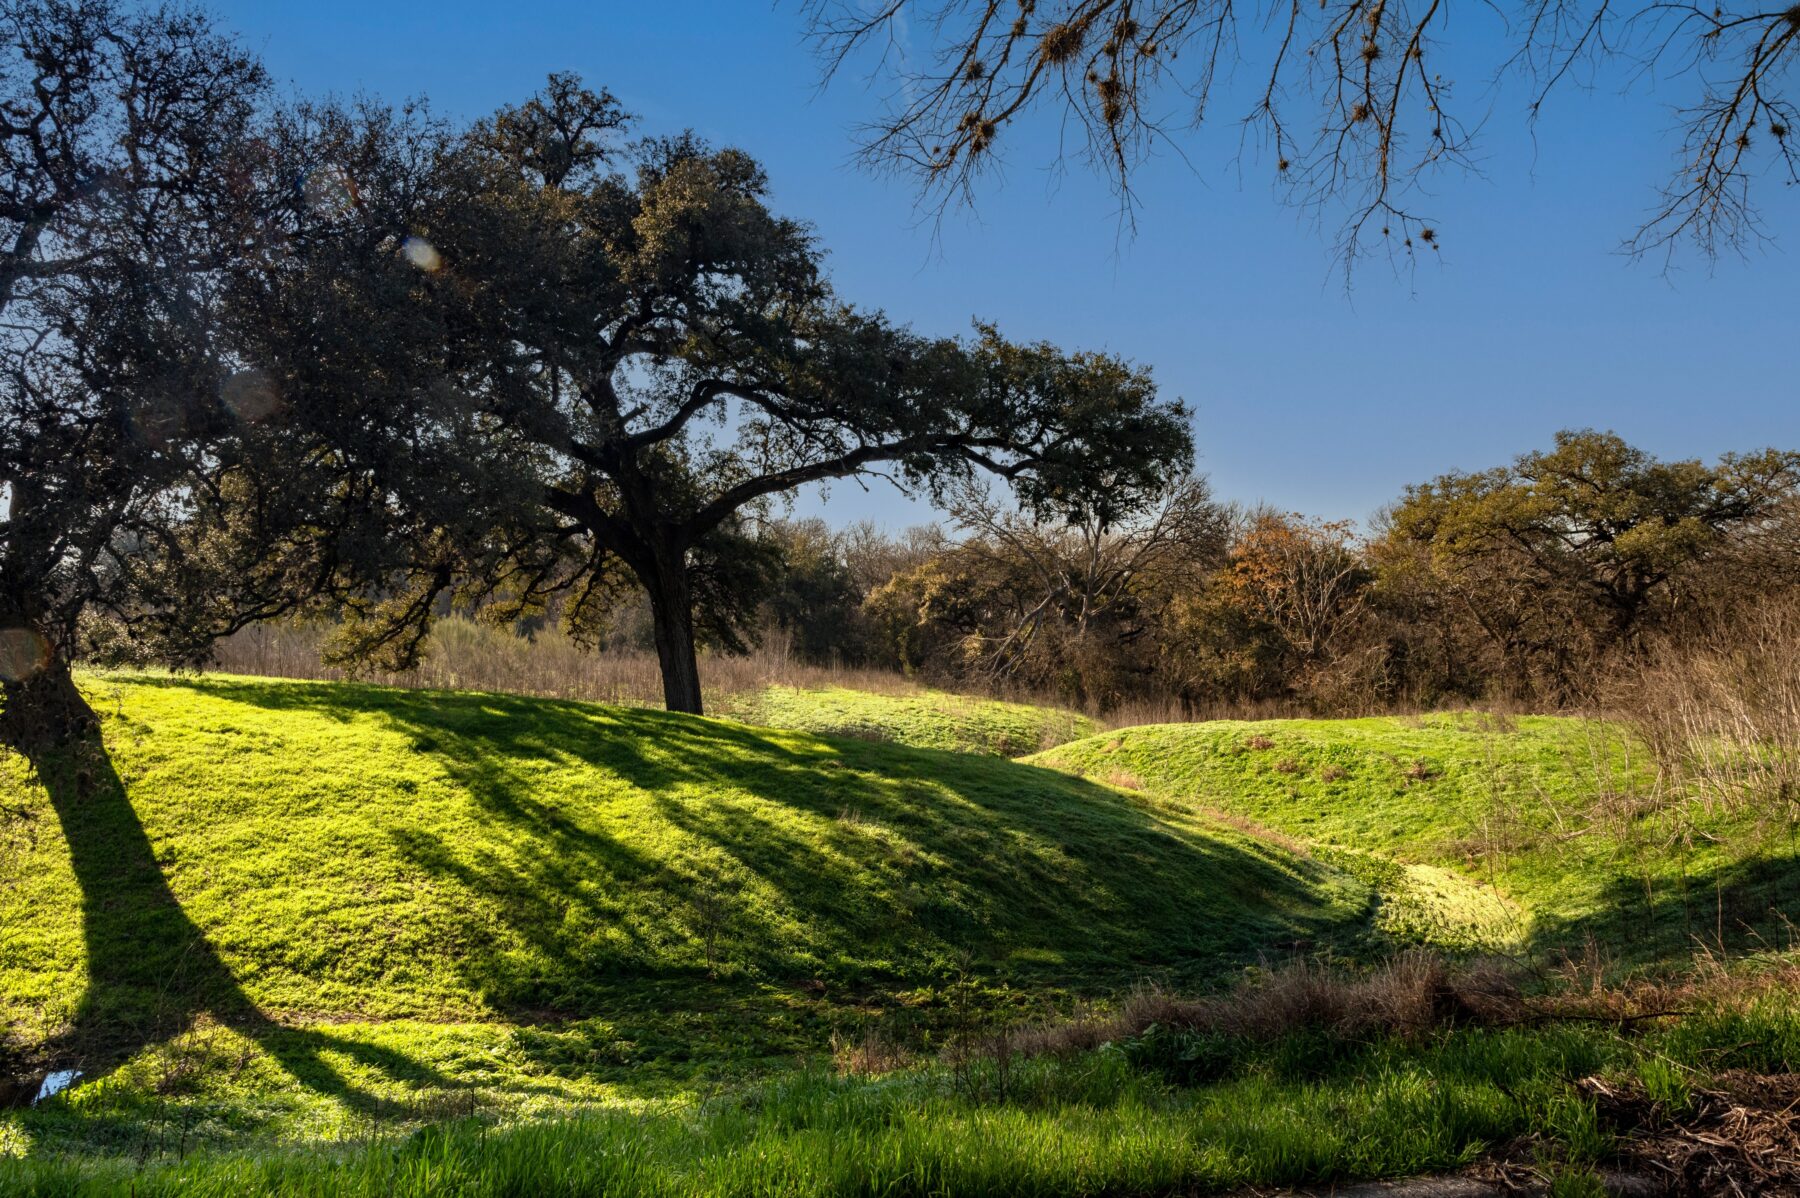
[1203,510,1374,699]
[1377,429,1800,700]
[806,0,1800,270]
[247,77,1196,714]
[865,475,1228,706]
[0,0,280,755]
[756,518,873,664]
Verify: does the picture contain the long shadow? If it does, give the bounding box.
[19,730,449,1115]
[1528,848,1800,965]
[140,674,1370,1014]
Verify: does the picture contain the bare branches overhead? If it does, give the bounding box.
[805,0,1800,272]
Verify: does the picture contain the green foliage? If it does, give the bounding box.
[754,520,871,664]
[1381,429,1800,700]
[241,78,1196,712]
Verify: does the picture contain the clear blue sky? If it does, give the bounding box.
[214,0,1798,529]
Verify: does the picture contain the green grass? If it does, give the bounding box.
[2,672,1368,1155]
[10,679,1800,1191]
[12,989,1800,1196]
[1030,714,1800,962]
[724,685,1097,756]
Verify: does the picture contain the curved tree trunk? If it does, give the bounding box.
[643,550,705,715]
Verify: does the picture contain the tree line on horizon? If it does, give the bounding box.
[716,428,1800,714]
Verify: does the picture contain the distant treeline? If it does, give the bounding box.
[634,429,1799,715]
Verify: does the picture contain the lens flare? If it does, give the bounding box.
[400,236,442,272]
[301,165,358,218]
[220,368,282,423]
[0,628,50,683]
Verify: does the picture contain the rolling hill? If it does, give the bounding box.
[1031,714,1800,963]
[8,678,1800,1193]
[3,672,1376,1152]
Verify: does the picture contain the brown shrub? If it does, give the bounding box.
[1245,734,1275,751]
[1273,757,1302,775]
[995,952,1527,1061]
[832,1029,914,1077]
[1320,763,1348,782]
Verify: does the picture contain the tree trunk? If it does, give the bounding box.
[0,652,99,760]
[643,549,705,715]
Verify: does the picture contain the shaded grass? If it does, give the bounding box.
[1,672,1375,1154]
[5,673,1360,1019]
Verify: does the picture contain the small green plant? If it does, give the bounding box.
[1548,1168,1609,1198]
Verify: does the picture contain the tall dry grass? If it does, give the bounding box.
[208,617,1533,727]
[210,618,925,710]
[1614,592,1800,834]
[211,618,1317,724]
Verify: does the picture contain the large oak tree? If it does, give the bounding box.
[242,78,1196,714]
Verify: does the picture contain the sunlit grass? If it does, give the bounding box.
[8,676,1800,1191]
[1,671,1368,1155]
[14,994,1800,1196]
[725,684,1097,755]
[1031,713,1800,963]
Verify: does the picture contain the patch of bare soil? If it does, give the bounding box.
[1578,1071,1800,1196]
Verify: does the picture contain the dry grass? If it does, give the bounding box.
[207,617,1407,728]
[989,946,1800,1071]
[1100,693,1315,727]
[998,952,1527,1060]
[830,1029,915,1077]
[1614,592,1800,833]
[210,618,925,710]
[1581,1070,1800,1194]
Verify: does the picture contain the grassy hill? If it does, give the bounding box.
[3,672,1371,1152]
[9,680,1800,1193]
[1031,714,1800,963]
[722,685,1097,755]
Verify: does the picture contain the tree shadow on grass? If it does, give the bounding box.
[153,675,1376,1016]
[15,730,451,1119]
[1526,849,1800,967]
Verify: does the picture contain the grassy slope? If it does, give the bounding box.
[2,672,1367,1151]
[10,686,1800,1190]
[723,685,1097,756]
[1031,714,1800,962]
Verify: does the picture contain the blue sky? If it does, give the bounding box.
[214,1,1798,529]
